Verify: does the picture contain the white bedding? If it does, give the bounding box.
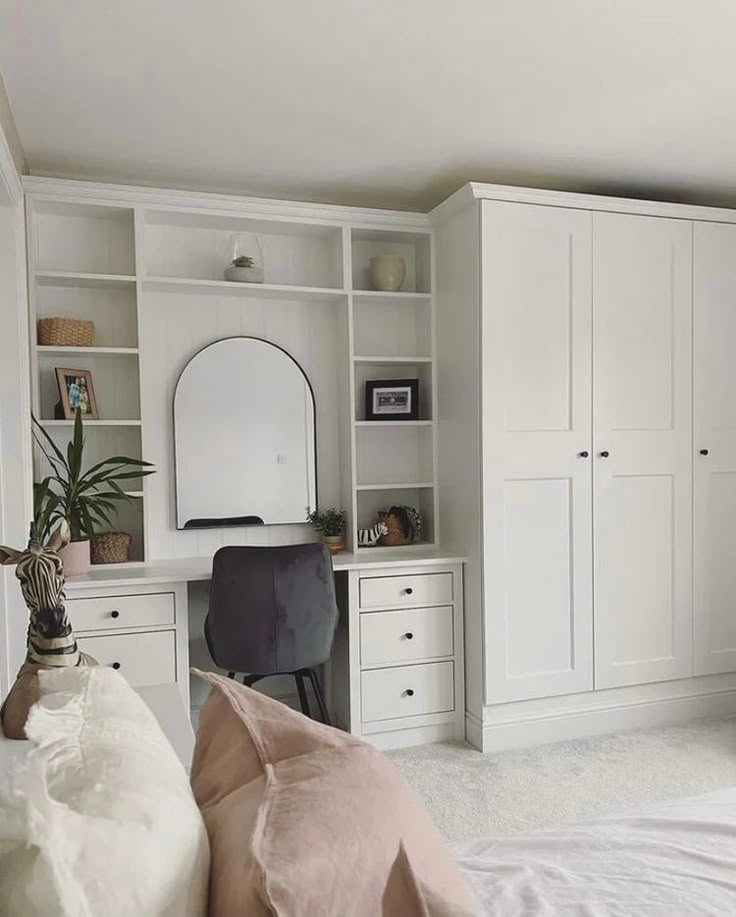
[0,735,28,774]
[455,788,736,916]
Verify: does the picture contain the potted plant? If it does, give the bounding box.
[307,507,347,555]
[224,255,265,284]
[33,409,155,575]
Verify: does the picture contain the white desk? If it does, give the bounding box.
[64,548,466,750]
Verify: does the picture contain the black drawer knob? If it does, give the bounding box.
[404,688,415,697]
[403,587,414,595]
[700,449,709,456]
[110,610,120,619]
[578,450,589,458]
[404,632,414,640]
[112,662,121,670]
[599,451,610,458]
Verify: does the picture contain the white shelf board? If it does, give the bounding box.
[35,271,136,289]
[353,355,432,364]
[41,419,142,427]
[142,276,348,302]
[354,420,433,428]
[352,290,431,301]
[36,346,139,357]
[354,541,439,556]
[355,482,434,491]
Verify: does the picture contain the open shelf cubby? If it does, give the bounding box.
[32,421,146,563]
[31,202,136,276]
[37,352,141,422]
[351,229,431,293]
[353,360,433,422]
[355,486,436,550]
[353,293,431,359]
[34,276,139,349]
[143,210,344,290]
[355,423,434,487]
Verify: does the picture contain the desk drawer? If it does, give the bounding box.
[359,572,453,610]
[360,606,453,667]
[67,593,175,633]
[361,661,454,723]
[77,631,176,687]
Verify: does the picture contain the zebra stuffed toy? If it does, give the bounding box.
[357,520,389,548]
[0,522,95,739]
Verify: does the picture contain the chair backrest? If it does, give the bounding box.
[205,543,338,675]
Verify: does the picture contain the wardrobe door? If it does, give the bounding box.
[693,222,736,675]
[593,213,692,689]
[482,200,594,704]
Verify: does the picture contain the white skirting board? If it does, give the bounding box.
[468,674,736,753]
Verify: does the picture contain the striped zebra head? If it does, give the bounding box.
[0,523,80,666]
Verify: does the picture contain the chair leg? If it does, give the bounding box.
[227,672,235,680]
[294,672,310,717]
[243,674,263,688]
[307,668,331,726]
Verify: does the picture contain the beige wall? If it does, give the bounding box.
[0,72,25,175]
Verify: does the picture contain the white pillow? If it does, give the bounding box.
[0,666,209,917]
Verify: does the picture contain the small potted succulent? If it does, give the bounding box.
[224,233,265,283]
[307,507,347,555]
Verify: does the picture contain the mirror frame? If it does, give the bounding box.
[173,335,318,530]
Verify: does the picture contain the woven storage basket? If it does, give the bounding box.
[90,532,131,565]
[38,317,95,347]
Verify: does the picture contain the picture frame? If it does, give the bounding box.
[54,367,99,420]
[364,378,419,422]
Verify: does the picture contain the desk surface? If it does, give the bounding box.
[64,547,467,591]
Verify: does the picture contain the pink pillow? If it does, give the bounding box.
[191,669,476,916]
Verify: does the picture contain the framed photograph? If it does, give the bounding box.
[365,378,419,421]
[55,367,99,420]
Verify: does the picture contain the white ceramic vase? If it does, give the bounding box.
[59,539,91,577]
[369,255,406,292]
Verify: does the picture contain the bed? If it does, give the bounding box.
[455,788,736,915]
[4,713,736,915]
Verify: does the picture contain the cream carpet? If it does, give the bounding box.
[388,718,736,844]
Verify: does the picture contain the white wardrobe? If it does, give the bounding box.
[434,184,736,751]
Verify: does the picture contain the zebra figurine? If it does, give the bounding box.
[0,522,95,739]
[357,520,389,548]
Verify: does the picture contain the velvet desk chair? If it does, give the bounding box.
[204,543,339,724]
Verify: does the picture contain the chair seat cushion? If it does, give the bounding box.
[191,669,476,916]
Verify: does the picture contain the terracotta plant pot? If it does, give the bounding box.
[323,535,344,556]
[59,539,91,577]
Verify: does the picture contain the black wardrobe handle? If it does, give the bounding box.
[700,449,709,456]
[578,451,589,458]
[404,689,415,697]
[112,662,121,670]
[110,610,120,619]
[403,587,414,595]
[599,451,610,458]
[404,632,414,640]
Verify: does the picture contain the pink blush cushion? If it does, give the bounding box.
[190,669,476,917]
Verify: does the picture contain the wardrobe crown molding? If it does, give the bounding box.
[430,180,736,226]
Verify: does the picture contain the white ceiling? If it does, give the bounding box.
[2,0,736,211]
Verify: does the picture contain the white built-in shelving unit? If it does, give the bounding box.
[24,181,439,563]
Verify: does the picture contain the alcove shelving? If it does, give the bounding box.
[26,197,146,562]
[348,226,438,552]
[25,181,439,562]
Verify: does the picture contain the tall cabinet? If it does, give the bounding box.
[434,184,736,752]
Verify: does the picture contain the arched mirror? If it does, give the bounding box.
[174,337,317,529]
